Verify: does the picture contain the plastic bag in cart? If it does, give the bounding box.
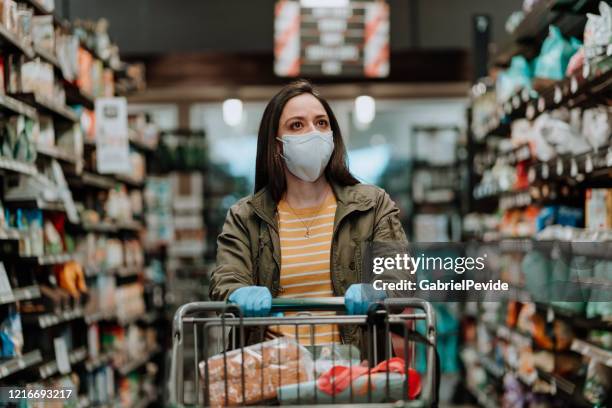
[198,337,314,407]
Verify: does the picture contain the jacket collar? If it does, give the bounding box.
[247,182,376,230]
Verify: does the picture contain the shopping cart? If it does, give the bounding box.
[170,297,438,407]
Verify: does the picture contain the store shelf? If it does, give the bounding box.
[116,346,160,376]
[466,383,498,408]
[0,24,35,58]
[84,310,115,325]
[34,44,62,70]
[485,55,612,136]
[571,339,612,368]
[0,156,38,176]
[82,222,119,233]
[0,93,38,119]
[0,349,43,379]
[128,130,156,152]
[529,145,612,184]
[4,197,66,212]
[117,220,144,232]
[116,265,143,277]
[0,285,41,305]
[85,264,142,278]
[119,309,158,327]
[492,0,593,67]
[476,352,505,379]
[496,324,533,349]
[85,351,114,372]
[24,307,84,328]
[36,144,79,164]
[19,0,54,14]
[12,93,79,123]
[115,173,145,188]
[64,81,95,110]
[78,171,116,190]
[0,227,22,241]
[77,396,91,408]
[498,237,612,260]
[499,190,532,211]
[131,390,158,408]
[39,346,88,379]
[31,252,75,265]
[537,303,612,331]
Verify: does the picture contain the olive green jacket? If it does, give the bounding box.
[209,182,407,344]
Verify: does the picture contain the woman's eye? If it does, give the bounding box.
[290,122,303,130]
[318,119,329,127]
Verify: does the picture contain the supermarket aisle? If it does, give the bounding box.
[0,0,610,407]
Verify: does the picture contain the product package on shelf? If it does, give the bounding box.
[0,114,38,163]
[114,283,145,324]
[0,305,23,357]
[199,337,314,407]
[144,177,174,247]
[586,188,612,230]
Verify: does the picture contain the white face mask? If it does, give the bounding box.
[277,130,334,182]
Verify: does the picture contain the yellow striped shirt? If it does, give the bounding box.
[270,193,341,344]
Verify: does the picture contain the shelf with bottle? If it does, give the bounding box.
[0,21,35,57]
[0,285,41,305]
[0,349,43,379]
[35,143,80,164]
[571,338,612,368]
[22,306,84,329]
[490,55,612,132]
[10,93,78,123]
[38,346,88,379]
[0,156,38,176]
[115,345,160,377]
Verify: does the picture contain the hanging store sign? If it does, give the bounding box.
[274,0,389,78]
[95,97,131,174]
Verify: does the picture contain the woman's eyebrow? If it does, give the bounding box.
[283,115,304,125]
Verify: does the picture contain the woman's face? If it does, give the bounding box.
[278,93,331,136]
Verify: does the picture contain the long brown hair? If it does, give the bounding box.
[255,80,358,201]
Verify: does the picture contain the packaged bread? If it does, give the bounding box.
[200,338,313,407]
[199,337,310,381]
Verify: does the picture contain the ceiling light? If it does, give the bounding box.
[222,99,243,127]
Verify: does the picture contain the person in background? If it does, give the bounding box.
[209,79,407,345]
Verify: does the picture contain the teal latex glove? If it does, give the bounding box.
[228,286,272,317]
[344,283,386,315]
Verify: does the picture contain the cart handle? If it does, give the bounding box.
[270,297,346,311]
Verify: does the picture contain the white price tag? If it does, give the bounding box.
[542,163,549,179]
[526,104,535,119]
[553,86,562,103]
[570,76,578,93]
[585,155,593,173]
[54,337,72,374]
[528,167,536,183]
[556,158,563,176]
[95,98,131,174]
[0,263,13,296]
[538,97,545,112]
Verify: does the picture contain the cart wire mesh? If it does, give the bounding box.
[170,297,438,407]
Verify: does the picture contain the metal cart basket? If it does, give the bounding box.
[170,297,438,407]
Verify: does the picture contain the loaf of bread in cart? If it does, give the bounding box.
[200,338,313,406]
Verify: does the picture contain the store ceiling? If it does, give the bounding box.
[60,0,522,55]
[58,0,521,101]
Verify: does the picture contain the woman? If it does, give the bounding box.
[209,80,407,345]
